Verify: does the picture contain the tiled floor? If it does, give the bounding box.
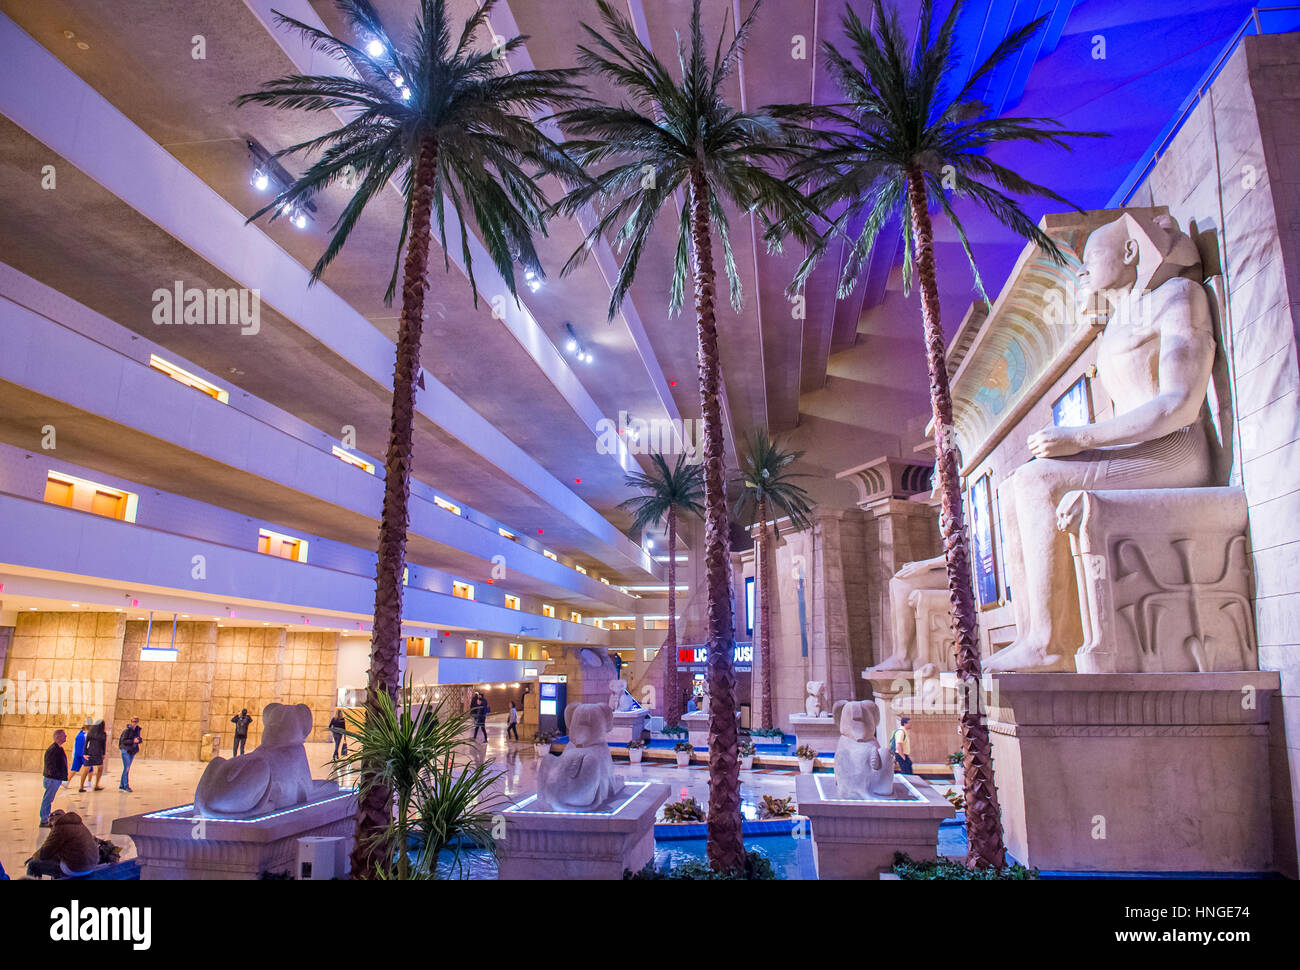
[1,723,959,878]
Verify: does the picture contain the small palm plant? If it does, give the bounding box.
[786,0,1103,869]
[333,679,503,879]
[551,0,822,877]
[237,0,585,878]
[734,429,814,731]
[618,453,705,727]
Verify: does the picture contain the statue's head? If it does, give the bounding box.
[564,702,613,746]
[1080,218,1140,301]
[833,699,880,742]
[1081,212,1202,306]
[260,702,312,746]
[806,680,824,696]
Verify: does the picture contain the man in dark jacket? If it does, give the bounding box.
[231,709,253,756]
[41,730,69,826]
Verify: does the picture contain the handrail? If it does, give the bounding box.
[1109,5,1300,207]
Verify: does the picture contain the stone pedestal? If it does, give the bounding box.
[497,780,670,879]
[112,789,357,880]
[788,714,839,755]
[795,773,955,879]
[682,711,708,748]
[609,709,648,744]
[890,705,961,766]
[988,672,1280,872]
[1059,487,1257,673]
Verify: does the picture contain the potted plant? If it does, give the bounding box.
[757,794,797,819]
[948,750,964,787]
[628,737,646,764]
[738,740,756,771]
[532,730,555,758]
[661,796,707,823]
[795,743,817,774]
[674,740,693,767]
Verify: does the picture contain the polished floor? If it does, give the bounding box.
[1,720,962,878]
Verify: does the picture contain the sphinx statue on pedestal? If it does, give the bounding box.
[194,703,337,819]
[804,681,827,717]
[536,703,623,812]
[988,211,1243,672]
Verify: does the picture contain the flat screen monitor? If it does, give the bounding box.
[539,699,557,716]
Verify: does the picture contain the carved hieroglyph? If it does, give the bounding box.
[1058,487,1257,673]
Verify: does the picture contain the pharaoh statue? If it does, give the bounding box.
[987,212,1216,671]
[866,555,950,672]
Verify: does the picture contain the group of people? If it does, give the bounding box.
[40,716,143,827]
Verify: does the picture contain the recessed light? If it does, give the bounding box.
[366,38,383,57]
[76,41,90,50]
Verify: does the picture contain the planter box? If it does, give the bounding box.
[788,714,837,755]
[112,789,357,880]
[795,774,954,880]
[497,781,670,880]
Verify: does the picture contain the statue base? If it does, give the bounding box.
[795,773,955,879]
[988,672,1280,872]
[681,711,709,748]
[609,709,648,744]
[788,714,839,756]
[497,780,670,879]
[111,789,357,880]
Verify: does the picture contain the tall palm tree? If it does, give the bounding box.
[618,453,705,727]
[787,0,1102,869]
[237,0,585,878]
[734,429,813,731]
[551,0,821,874]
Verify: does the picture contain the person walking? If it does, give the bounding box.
[41,729,69,826]
[230,709,253,756]
[891,717,913,775]
[118,716,142,792]
[65,721,87,789]
[506,701,519,741]
[78,720,107,792]
[470,692,489,743]
[329,709,347,758]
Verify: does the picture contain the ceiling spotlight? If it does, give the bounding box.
[292,209,308,229]
[645,540,654,550]
[524,269,535,281]
[584,352,593,364]
[390,72,405,87]
[366,37,384,57]
[565,339,577,353]
[251,169,270,192]
[401,87,412,101]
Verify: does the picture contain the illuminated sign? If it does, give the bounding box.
[677,644,753,664]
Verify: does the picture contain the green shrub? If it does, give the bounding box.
[624,849,777,880]
[891,852,1038,880]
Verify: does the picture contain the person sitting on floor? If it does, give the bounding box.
[27,810,101,878]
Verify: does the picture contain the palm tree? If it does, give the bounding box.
[551,0,822,874]
[734,429,813,731]
[787,0,1102,869]
[618,453,705,727]
[237,0,585,878]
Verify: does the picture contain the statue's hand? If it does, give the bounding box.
[897,560,924,579]
[1028,425,1085,458]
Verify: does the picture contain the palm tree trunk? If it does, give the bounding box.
[904,168,1006,870]
[757,497,774,731]
[350,137,439,879]
[663,508,682,725]
[689,166,744,874]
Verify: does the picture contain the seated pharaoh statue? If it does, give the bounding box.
[986,211,1219,672]
[866,554,949,673]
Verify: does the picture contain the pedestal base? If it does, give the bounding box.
[988,672,1280,872]
[497,780,670,879]
[682,711,708,749]
[795,773,954,879]
[112,790,357,880]
[609,709,648,744]
[788,714,838,755]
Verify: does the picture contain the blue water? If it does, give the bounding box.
[652,833,816,880]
